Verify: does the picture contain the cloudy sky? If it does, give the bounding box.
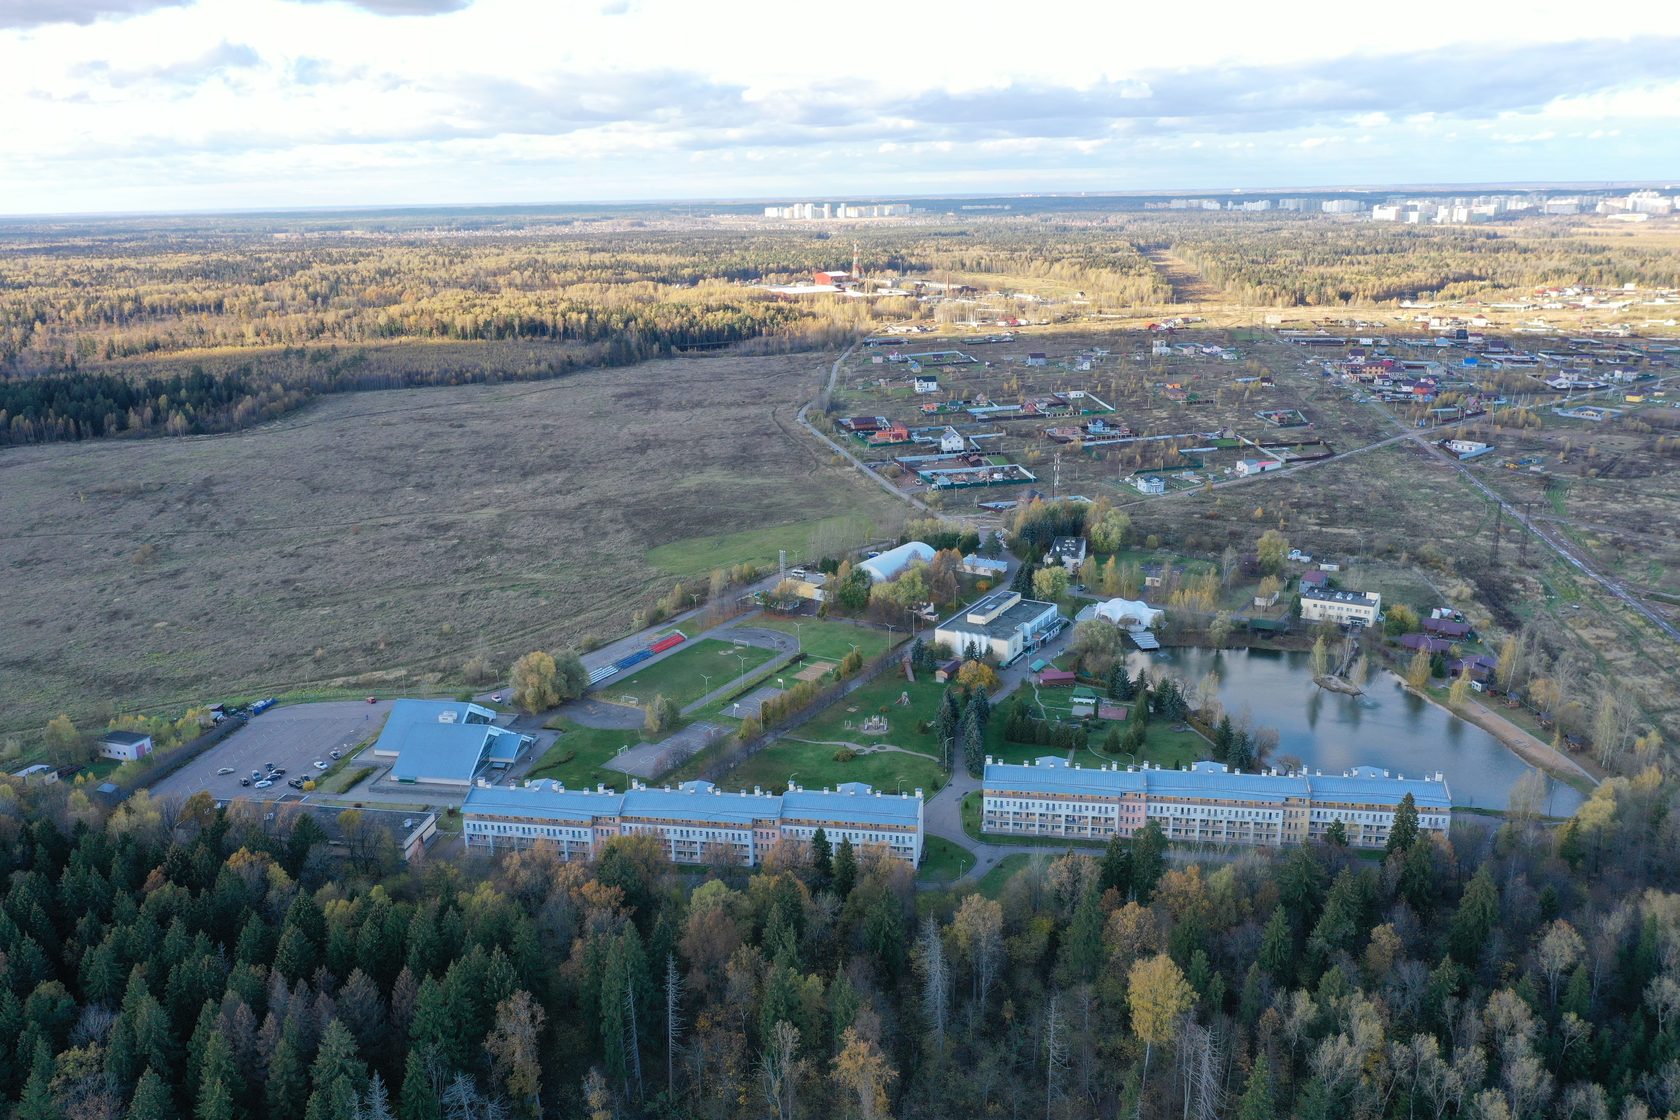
[2,0,1678,214]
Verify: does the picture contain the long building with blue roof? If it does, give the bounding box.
[983,757,1449,849]
[462,778,924,865]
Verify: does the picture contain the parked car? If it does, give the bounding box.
[314,761,328,770]
[216,767,235,775]
[254,780,273,789]
[330,750,341,760]
[250,770,262,781]
[366,696,377,704]
[491,693,503,702]
[287,778,304,789]
[270,767,286,776]
[239,778,251,787]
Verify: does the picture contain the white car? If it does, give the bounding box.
[491,692,503,702]
[216,767,235,775]
[314,760,328,770]
[253,779,273,789]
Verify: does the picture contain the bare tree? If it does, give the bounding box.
[914,921,949,1053]
[758,1019,803,1120]
[1044,992,1069,1120]
[665,953,684,1094]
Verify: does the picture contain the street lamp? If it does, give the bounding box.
[794,622,803,652]
[737,653,748,689]
[897,776,906,794]
[788,771,798,791]
[700,673,712,697]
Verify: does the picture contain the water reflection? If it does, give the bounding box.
[1130,646,1585,813]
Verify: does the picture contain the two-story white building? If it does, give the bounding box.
[462,779,924,865]
[1299,585,1382,627]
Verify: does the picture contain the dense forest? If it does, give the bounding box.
[2,758,1677,1119]
[2,210,1672,445]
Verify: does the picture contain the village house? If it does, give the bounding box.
[1047,536,1088,571]
[1299,585,1381,627]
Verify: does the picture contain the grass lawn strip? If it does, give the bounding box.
[716,739,944,798]
[916,836,975,882]
[754,617,894,664]
[600,639,778,708]
[527,719,646,792]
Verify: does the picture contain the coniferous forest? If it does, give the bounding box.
[2,764,1677,1120]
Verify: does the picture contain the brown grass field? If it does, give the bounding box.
[0,350,902,739]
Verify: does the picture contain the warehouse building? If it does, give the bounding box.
[982,757,1449,849]
[462,779,924,865]
[372,700,533,786]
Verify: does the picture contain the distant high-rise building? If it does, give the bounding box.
[1321,199,1364,214]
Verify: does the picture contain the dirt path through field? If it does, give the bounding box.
[1146,249,1222,304]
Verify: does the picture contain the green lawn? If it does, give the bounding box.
[716,739,945,798]
[793,673,949,752]
[916,836,975,883]
[755,617,894,664]
[974,854,1032,899]
[527,720,644,792]
[599,639,778,708]
[646,514,882,577]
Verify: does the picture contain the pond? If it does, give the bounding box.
[1129,646,1586,815]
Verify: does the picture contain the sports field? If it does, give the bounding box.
[598,639,778,708]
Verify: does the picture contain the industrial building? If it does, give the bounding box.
[99,730,153,762]
[1299,585,1382,627]
[933,590,1061,664]
[462,779,924,865]
[371,699,533,786]
[983,757,1450,849]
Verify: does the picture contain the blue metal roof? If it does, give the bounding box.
[983,759,1449,810]
[462,782,922,830]
[389,722,499,782]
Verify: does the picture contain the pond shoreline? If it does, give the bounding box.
[1389,672,1599,792]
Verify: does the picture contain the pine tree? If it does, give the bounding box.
[1213,715,1234,762]
[128,1068,174,1120]
[266,1025,309,1120]
[1259,906,1293,983]
[1324,819,1349,847]
[15,1038,58,1120]
[960,704,985,778]
[1237,1054,1276,1120]
[1386,792,1420,856]
[399,1049,441,1120]
[1100,834,1131,896]
[1056,884,1106,986]
[1131,820,1167,903]
[810,827,833,888]
[305,1021,369,1120]
[834,838,857,899]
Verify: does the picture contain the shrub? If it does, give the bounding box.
[834,747,857,763]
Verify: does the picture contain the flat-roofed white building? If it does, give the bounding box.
[463,779,924,865]
[1299,585,1381,626]
[983,758,1449,849]
[934,590,1061,664]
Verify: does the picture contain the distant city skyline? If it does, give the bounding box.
[2,0,1678,215]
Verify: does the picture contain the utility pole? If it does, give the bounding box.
[1052,451,1062,499]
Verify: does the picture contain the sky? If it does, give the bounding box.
[1,0,1678,214]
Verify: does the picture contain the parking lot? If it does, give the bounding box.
[150,699,393,802]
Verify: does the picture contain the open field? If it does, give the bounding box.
[973,853,1033,898]
[714,737,944,797]
[753,617,895,662]
[0,351,903,741]
[598,638,778,708]
[526,719,645,792]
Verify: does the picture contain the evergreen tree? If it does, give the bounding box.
[810,827,833,888]
[15,1038,58,1120]
[1324,819,1348,847]
[1259,906,1293,983]
[1386,792,1420,856]
[1107,661,1134,700]
[1237,1054,1276,1120]
[1056,884,1105,986]
[1449,866,1500,965]
[835,837,857,899]
[399,1049,441,1120]
[1100,834,1132,896]
[960,704,985,778]
[128,1069,174,1120]
[266,1024,309,1120]
[304,1020,368,1120]
[1213,715,1234,762]
[1131,820,1167,903]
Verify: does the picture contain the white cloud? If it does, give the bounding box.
[1,0,1679,211]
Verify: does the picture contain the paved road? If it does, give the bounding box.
[797,344,937,516]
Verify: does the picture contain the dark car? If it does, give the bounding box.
[270,767,286,776]
[240,778,251,787]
